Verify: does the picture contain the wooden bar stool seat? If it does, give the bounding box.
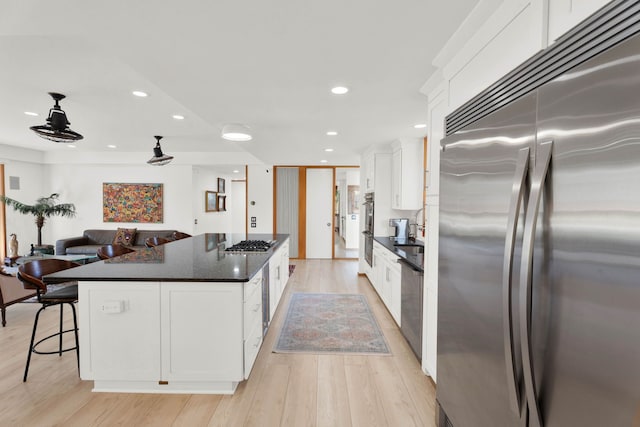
[171,231,192,240]
[145,237,170,248]
[96,244,135,260]
[17,259,80,382]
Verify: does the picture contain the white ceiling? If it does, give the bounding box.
[0,0,480,171]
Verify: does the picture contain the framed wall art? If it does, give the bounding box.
[217,178,225,193]
[103,183,163,223]
[205,233,227,251]
[217,194,227,211]
[348,185,360,214]
[205,190,218,212]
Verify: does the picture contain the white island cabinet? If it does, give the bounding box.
[46,233,292,395]
[79,272,261,394]
[269,238,289,320]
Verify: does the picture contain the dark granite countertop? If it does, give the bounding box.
[373,236,424,272]
[44,233,289,284]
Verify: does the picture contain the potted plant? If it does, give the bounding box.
[0,193,76,251]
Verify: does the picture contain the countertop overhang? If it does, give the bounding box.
[44,233,289,284]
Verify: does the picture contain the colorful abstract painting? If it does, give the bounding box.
[103,183,163,223]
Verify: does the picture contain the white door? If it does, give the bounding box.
[306,168,333,258]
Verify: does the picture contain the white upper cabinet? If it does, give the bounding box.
[391,138,422,210]
[548,0,611,43]
[363,153,375,192]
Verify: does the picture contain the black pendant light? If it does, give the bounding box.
[147,135,174,166]
[30,92,84,142]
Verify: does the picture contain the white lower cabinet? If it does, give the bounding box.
[388,261,401,325]
[79,271,264,394]
[279,241,289,303]
[372,243,385,295]
[80,282,162,382]
[269,238,290,321]
[370,241,401,326]
[243,275,263,378]
[161,282,244,381]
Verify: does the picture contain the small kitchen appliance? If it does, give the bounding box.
[388,218,409,240]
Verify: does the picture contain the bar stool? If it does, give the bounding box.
[171,231,192,240]
[17,259,80,382]
[97,244,135,260]
[145,236,170,247]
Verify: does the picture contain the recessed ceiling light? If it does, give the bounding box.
[132,91,148,97]
[24,111,39,116]
[172,115,185,120]
[107,144,117,149]
[324,148,334,152]
[320,159,328,163]
[233,170,240,173]
[331,86,349,95]
[67,144,76,148]
[414,123,427,129]
[326,131,338,136]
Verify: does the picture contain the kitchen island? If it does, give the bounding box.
[45,233,290,394]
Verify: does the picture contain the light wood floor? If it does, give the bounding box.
[0,259,437,426]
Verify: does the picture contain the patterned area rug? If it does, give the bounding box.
[274,292,390,355]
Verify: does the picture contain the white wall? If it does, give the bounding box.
[44,163,194,244]
[2,142,269,249]
[231,180,247,235]
[247,165,274,234]
[2,160,45,255]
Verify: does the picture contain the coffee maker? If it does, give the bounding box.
[388,218,409,241]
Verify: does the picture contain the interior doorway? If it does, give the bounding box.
[274,165,359,260]
[334,168,360,259]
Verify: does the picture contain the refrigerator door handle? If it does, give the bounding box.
[519,140,553,427]
[502,147,530,415]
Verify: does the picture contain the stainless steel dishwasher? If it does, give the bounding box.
[400,259,423,360]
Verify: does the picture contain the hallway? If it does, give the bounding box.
[334,231,359,259]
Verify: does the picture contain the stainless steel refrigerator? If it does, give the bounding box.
[437,12,640,427]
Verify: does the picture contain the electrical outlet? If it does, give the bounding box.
[101,300,125,314]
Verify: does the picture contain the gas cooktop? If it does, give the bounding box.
[224,239,276,253]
